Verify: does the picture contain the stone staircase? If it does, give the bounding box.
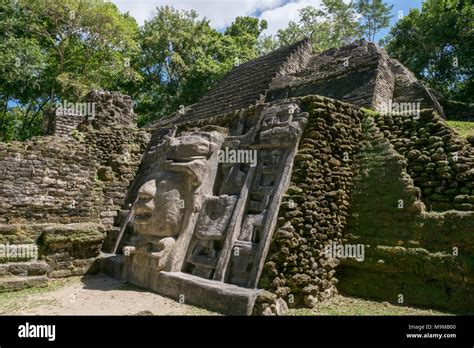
[0,260,49,292]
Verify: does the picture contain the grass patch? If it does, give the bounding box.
[186,305,220,316]
[0,277,77,314]
[289,295,452,316]
[447,120,474,138]
[360,107,380,117]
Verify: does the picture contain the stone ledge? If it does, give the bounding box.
[150,272,261,316]
[0,261,49,277]
[0,275,49,292]
[100,254,260,315]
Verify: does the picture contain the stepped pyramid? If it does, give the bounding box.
[1,39,473,315]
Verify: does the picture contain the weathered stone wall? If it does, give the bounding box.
[338,115,474,312]
[257,95,363,312]
[389,59,445,118]
[375,109,474,211]
[372,48,395,112]
[82,128,149,228]
[86,90,137,129]
[0,91,148,284]
[43,110,87,138]
[43,91,137,138]
[266,40,394,112]
[0,137,97,225]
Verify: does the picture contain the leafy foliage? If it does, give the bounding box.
[384,0,473,102]
[355,0,393,42]
[0,0,140,140]
[272,0,393,52]
[135,8,267,125]
[0,0,469,141]
[277,1,363,52]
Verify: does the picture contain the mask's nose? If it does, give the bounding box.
[135,180,157,214]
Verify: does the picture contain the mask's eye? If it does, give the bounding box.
[137,180,157,199]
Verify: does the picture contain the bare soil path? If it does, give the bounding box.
[0,274,451,316]
[0,274,217,315]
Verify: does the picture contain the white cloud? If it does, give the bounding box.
[110,0,332,36]
[259,0,324,36]
[111,0,285,28]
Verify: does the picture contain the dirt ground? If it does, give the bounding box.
[0,274,451,316]
[0,274,218,315]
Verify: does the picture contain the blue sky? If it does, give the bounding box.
[375,0,424,42]
[111,0,425,42]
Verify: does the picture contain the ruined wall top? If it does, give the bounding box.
[44,90,137,138]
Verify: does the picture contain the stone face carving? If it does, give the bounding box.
[179,103,308,288]
[133,176,186,237]
[125,130,225,276]
[115,102,309,314]
[98,41,473,315]
[2,40,472,314]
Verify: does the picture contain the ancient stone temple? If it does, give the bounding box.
[1,40,473,315]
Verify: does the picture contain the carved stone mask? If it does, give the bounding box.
[149,237,176,270]
[133,174,186,237]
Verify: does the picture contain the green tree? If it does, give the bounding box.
[384,0,473,102]
[0,1,47,140]
[277,0,362,52]
[355,0,393,42]
[135,7,267,125]
[277,21,305,47]
[257,34,279,56]
[0,0,140,141]
[322,0,362,44]
[24,0,140,100]
[136,7,224,124]
[224,16,267,61]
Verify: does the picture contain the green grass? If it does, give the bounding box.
[289,294,452,316]
[0,277,76,314]
[360,107,380,117]
[447,120,474,138]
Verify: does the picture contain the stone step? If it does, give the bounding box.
[0,275,49,292]
[101,226,122,253]
[0,260,49,277]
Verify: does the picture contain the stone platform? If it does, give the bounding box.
[101,254,260,315]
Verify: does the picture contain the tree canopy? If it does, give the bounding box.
[0,0,470,141]
[0,0,140,140]
[275,0,393,52]
[134,8,267,125]
[356,0,393,42]
[384,0,473,102]
[277,0,362,52]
